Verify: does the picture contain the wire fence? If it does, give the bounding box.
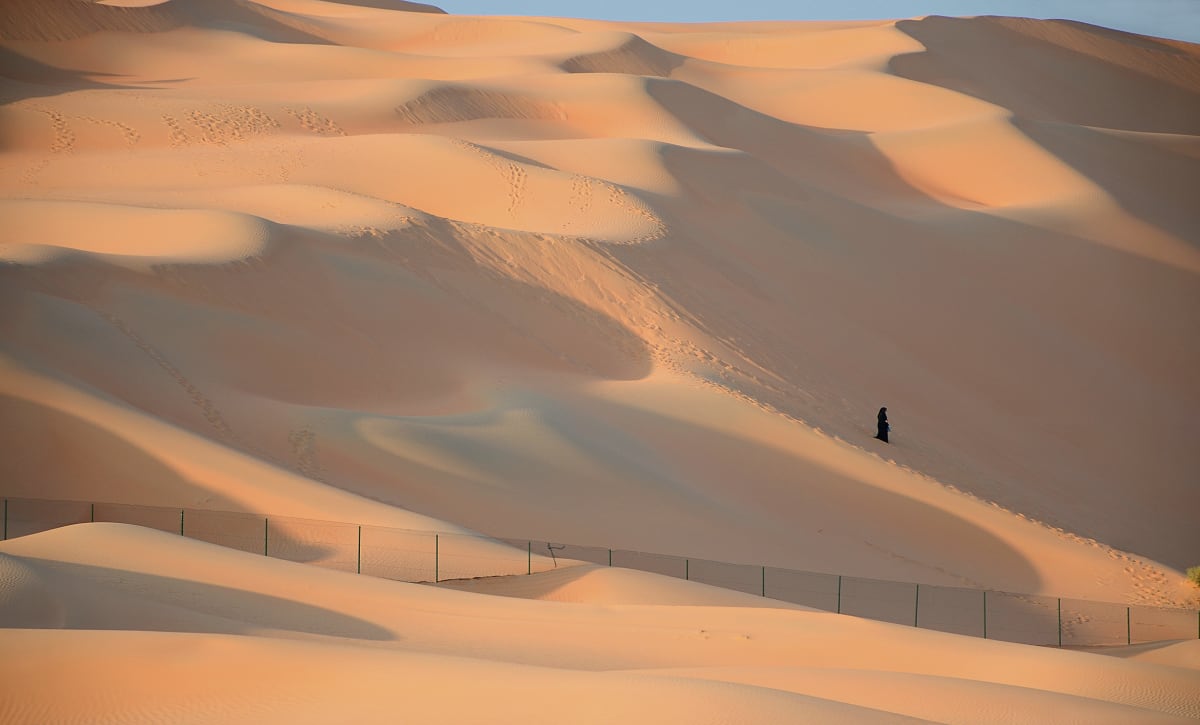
[2,496,1197,647]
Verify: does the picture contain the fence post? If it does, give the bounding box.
[836,575,842,614]
[435,534,439,583]
[761,566,766,597]
[608,548,612,567]
[527,541,531,575]
[264,518,269,556]
[179,509,184,536]
[90,503,95,523]
[685,559,689,581]
[914,584,920,627]
[1127,607,1131,645]
[983,591,988,639]
[1057,598,1062,647]
[357,526,362,575]
[2,498,6,540]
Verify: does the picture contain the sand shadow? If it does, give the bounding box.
[891,16,1200,248]
[891,16,1200,135]
[1012,118,1200,250]
[548,393,1046,591]
[581,49,1198,574]
[0,47,146,104]
[0,394,234,514]
[342,388,1043,593]
[27,558,395,640]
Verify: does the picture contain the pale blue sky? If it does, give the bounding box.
[437,1,1200,43]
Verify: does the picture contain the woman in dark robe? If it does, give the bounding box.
[875,407,889,443]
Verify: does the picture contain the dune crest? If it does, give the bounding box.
[561,32,687,77]
[0,199,274,268]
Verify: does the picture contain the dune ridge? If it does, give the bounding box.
[2,0,1198,720]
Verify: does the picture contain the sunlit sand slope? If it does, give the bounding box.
[1,0,1197,646]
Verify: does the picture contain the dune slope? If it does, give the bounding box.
[1,1,1197,604]
[1,524,1198,723]
[1,1,1198,719]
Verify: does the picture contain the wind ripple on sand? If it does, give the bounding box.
[561,32,687,77]
[394,84,566,125]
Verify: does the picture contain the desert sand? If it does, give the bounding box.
[2,524,1198,723]
[1,0,1199,721]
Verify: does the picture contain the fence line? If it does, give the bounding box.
[2,496,1197,646]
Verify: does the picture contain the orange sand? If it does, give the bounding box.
[1,0,1198,720]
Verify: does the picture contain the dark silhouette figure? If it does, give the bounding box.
[875,407,889,443]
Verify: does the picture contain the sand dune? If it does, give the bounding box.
[2,0,1199,719]
[0,199,274,267]
[1078,639,1200,671]
[434,560,814,608]
[891,16,1200,135]
[3,630,932,725]
[1,525,1198,722]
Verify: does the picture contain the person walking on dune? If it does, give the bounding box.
[875,407,889,443]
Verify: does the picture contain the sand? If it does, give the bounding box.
[2,524,1198,723]
[1,0,1198,720]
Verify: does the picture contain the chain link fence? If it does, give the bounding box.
[2,496,1196,646]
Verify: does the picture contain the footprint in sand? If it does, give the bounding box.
[30,106,75,153]
[287,427,328,483]
[22,105,74,180]
[284,106,346,137]
[601,179,668,243]
[562,174,594,231]
[162,114,191,146]
[453,139,528,216]
[77,115,140,145]
[184,104,281,146]
[92,308,236,444]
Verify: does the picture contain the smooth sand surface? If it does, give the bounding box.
[1,525,1198,723]
[433,561,815,607]
[2,0,1199,720]
[1077,640,1200,671]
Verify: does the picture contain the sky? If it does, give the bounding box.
[436,1,1200,43]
